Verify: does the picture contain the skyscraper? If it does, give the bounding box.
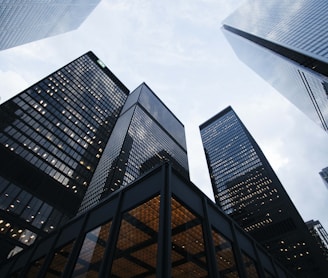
[0,0,100,51]
[200,106,328,277]
[306,220,328,261]
[222,0,328,133]
[319,167,328,189]
[0,51,129,260]
[79,83,189,213]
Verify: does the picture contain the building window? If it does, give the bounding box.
[242,252,260,278]
[111,195,160,276]
[25,256,46,277]
[171,197,208,277]
[46,241,75,277]
[72,220,112,277]
[211,228,239,277]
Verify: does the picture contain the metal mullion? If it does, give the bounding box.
[61,213,90,277]
[98,191,124,276]
[156,164,172,278]
[202,197,220,277]
[230,223,248,278]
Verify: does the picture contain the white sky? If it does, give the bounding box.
[0,0,327,230]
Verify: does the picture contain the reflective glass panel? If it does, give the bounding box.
[171,198,208,277]
[265,270,275,278]
[73,221,112,277]
[242,252,260,278]
[46,241,75,277]
[212,229,240,277]
[26,256,46,278]
[111,195,160,277]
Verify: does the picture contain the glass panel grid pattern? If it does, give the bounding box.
[111,195,160,277]
[212,229,239,277]
[171,198,208,277]
[1,166,293,277]
[0,53,127,196]
[242,252,260,278]
[0,1,101,50]
[73,220,112,277]
[25,256,46,278]
[80,84,189,213]
[200,107,328,275]
[0,52,128,257]
[46,241,75,277]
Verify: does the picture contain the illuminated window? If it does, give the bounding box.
[212,229,239,277]
[111,195,160,277]
[171,198,208,277]
[46,241,75,277]
[242,252,260,278]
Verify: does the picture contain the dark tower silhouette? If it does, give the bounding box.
[0,51,129,260]
[79,83,189,213]
[200,106,328,277]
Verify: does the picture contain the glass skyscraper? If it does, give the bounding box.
[306,220,328,262]
[0,51,129,260]
[222,0,328,133]
[319,167,328,189]
[0,50,190,263]
[0,0,100,51]
[79,83,189,213]
[200,106,328,277]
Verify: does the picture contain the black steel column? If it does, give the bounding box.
[156,164,172,278]
[98,191,124,277]
[202,197,220,277]
[62,213,90,277]
[230,224,248,278]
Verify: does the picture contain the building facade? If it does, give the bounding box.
[0,51,129,260]
[319,167,328,189]
[0,164,293,278]
[79,83,189,213]
[0,0,100,51]
[222,0,328,133]
[306,220,328,261]
[200,106,328,277]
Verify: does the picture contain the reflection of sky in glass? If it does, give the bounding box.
[80,84,189,213]
[223,29,328,131]
[223,0,328,62]
[122,83,187,150]
[0,0,101,50]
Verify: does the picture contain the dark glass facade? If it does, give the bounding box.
[306,220,328,262]
[0,0,100,50]
[0,52,129,261]
[79,83,189,213]
[0,164,293,277]
[222,0,328,133]
[200,107,328,277]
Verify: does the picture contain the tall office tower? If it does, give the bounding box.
[0,51,129,261]
[222,0,328,133]
[0,0,100,51]
[306,220,328,261]
[79,83,189,213]
[200,106,328,277]
[319,167,328,189]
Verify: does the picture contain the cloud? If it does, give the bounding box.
[0,0,327,232]
[0,70,28,103]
